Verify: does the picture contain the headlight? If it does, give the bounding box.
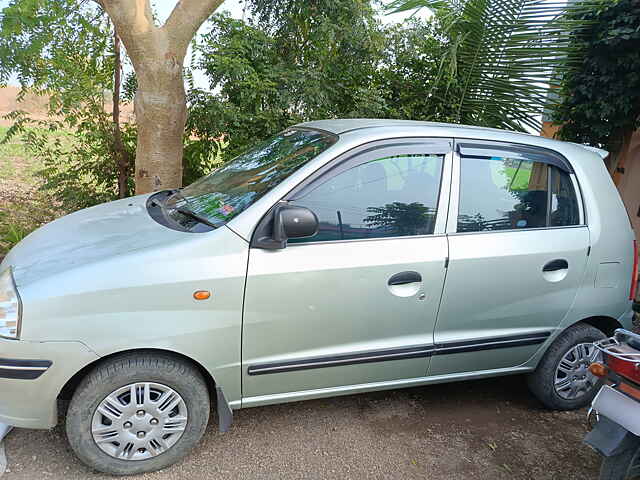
[0,267,22,339]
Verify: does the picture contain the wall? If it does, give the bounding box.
[615,130,640,238]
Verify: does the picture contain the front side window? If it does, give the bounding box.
[457,153,579,233]
[289,153,444,243]
[164,128,337,231]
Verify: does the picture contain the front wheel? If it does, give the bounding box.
[600,440,640,480]
[66,352,210,475]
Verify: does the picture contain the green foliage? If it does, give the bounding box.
[0,0,137,211]
[246,0,386,117]
[183,135,229,185]
[0,126,63,255]
[0,213,30,253]
[187,15,297,162]
[373,19,462,122]
[187,0,593,168]
[186,4,386,162]
[387,0,587,131]
[186,5,454,164]
[0,0,111,116]
[552,0,640,154]
[5,107,136,212]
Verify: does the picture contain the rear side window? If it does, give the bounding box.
[550,167,580,227]
[289,153,444,242]
[457,154,579,233]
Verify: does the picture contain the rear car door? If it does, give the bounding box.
[430,140,590,377]
[242,138,452,400]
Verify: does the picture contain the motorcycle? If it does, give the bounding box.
[585,328,640,480]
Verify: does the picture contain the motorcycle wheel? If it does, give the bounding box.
[600,440,640,480]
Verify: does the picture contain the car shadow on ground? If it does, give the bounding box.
[3,374,599,480]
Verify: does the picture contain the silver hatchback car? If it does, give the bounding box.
[1,120,636,475]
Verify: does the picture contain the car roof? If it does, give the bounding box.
[296,118,534,137]
[296,118,609,159]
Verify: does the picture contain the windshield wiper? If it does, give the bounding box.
[176,207,218,229]
[167,188,194,208]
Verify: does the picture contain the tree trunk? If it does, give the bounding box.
[98,0,225,195]
[134,62,186,193]
[112,29,130,199]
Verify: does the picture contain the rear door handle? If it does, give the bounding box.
[543,259,569,272]
[388,271,422,286]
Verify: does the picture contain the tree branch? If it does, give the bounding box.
[100,0,155,38]
[164,0,225,49]
[99,0,157,67]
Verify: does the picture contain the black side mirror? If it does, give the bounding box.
[253,204,319,249]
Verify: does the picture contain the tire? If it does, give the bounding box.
[599,440,640,480]
[527,322,606,410]
[66,352,210,476]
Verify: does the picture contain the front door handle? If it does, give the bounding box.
[543,259,569,272]
[388,271,422,286]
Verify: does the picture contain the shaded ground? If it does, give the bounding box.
[3,375,600,479]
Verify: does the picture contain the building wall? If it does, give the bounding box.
[616,130,640,238]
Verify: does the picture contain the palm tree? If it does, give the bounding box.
[386,0,586,132]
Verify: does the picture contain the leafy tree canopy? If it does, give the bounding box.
[0,0,110,117]
[387,0,587,132]
[185,2,456,176]
[553,0,640,158]
[0,0,135,209]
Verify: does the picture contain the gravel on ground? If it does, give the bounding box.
[1,375,601,480]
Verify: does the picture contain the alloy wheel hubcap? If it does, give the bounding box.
[91,382,188,461]
[554,343,601,400]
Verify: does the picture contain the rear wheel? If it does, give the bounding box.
[66,352,210,475]
[600,439,640,480]
[527,323,606,410]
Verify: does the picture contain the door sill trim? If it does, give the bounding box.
[241,366,532,408]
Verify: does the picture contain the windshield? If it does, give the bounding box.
[164,128,337,231]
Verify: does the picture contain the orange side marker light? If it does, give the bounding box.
[193,290,211,301]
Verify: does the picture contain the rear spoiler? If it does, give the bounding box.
[574,143,609,160]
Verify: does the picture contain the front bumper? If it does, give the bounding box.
[0,358,52,379]
[0,338,99,429]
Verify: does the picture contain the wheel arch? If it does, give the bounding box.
[59,348,217,400]
[576,315,623,337]
[57,348,231,430]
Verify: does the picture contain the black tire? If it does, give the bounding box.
[66,352,210,476]
[600,440,640,480]
[527,322,606,410]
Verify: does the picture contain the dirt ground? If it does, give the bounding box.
[2,375,601,480]
[0,86,134,127]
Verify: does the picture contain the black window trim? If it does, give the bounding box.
[250,137,454,248]
[456,140,574,174]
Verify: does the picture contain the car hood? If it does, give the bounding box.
[1,194,191,287]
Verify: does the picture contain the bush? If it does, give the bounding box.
[4,108,136,213]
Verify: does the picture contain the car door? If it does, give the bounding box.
[429,140,590,376]
[242,138,453,400]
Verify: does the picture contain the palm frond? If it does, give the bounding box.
[385,0,597,131]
